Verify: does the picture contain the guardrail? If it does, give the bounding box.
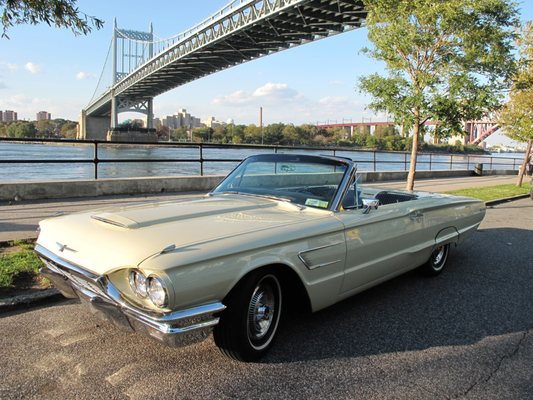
[0,137,522,180]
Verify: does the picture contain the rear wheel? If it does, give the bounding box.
[213,271,282,361]
[420,244,450,276]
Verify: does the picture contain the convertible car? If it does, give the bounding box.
[36,154,485,361]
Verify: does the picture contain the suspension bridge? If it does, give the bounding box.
[79,0,367,140]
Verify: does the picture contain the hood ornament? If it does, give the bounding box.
[56,242,77,253]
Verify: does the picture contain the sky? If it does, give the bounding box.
[1,0,532,146]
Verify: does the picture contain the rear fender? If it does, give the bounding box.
[435,227,459,248]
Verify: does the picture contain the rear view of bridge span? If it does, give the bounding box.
[79,0,366,141]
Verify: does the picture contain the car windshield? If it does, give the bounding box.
[212,154,350,210]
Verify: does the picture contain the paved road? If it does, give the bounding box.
[0,175,520,241]
[1,198,531,399]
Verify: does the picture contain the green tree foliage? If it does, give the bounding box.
[263,123,284,144]
[359,0,519,190]
[1,0,103,38]
[374,124,397,138]
[499,22,533,186]
[7,121,36,138]
[60,121,77,138]
[192,127,213,142]
[244,124,262,144]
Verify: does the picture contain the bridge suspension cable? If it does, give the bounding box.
[89,37,113,106]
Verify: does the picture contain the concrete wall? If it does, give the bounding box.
[1,176,224,201]
[0,169,517,201]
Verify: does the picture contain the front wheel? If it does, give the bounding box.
[420,244,450,276]
[213,271,282,361]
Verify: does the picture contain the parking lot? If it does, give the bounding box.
[1,198,532,399]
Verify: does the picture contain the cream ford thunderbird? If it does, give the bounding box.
[36,154,485,361]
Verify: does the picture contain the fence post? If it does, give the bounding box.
[429,153,432,171]
[199,145,204,176]
[93,141,99,179]
[404,153,408,171]
[373,151,376,171]
[467,156,470,171]
[489,156,493,171]
[449,155,453,170]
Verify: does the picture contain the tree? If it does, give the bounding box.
[60,121,77,138]
[1,0,103,38]
[7,121,36,138]
[359,0,518,190]
[374,124,397,138]
[499,22,533,186]
[263,123,285,145]
[244,124,262,144]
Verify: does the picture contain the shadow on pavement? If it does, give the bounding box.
[260,227,533,363]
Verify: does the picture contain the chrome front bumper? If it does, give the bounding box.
[35,244,226,347]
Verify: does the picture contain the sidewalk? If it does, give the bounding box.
[0,174,520,242]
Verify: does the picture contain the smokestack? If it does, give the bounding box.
[260,107,263,145]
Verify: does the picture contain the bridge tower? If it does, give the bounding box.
[110,19,154,130]
[79,20,157,141]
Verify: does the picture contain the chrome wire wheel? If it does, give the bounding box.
[246,274,282,351]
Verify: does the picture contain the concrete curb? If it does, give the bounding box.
[485,194,531,206]
[0,288,62,312]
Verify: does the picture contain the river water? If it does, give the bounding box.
[0,142,523,182]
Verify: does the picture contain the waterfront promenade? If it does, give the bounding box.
[0,174,520,242]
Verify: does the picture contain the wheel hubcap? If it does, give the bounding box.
[247,276,280,346]
[248,289,275,340]
[431,245,448,271]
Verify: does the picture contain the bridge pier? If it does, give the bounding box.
[77,110,110,140]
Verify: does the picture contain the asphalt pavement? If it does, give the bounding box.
[0,194,531,399]
[0,174,521,242]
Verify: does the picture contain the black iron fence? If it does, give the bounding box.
[0,137,523,180]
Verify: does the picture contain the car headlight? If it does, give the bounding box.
[128,270,148,298]
[147,276,168,308]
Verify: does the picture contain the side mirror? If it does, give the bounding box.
[362,199,379,214]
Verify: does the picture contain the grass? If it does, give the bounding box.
[445,183,531,202]
[0,240,44,289]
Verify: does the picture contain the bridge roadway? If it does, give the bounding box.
[1,196,531,399]
[87,0,366,118]
[0,174,520,242]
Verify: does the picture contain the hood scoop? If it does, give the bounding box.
[91,213,138,229]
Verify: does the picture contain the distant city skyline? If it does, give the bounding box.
[1,0,532,146]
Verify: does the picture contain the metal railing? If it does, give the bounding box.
[0,137,522,180]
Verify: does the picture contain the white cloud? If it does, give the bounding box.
[25,62,41,74]
[212,90,250,105]
[252,82,296,98]
[213,82,299,107]
[319,96,350,106]
[76,71,96,80]
[0,62,17,72]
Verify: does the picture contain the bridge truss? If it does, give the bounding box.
[83,0,366,137]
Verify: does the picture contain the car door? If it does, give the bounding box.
[335,189,430,295]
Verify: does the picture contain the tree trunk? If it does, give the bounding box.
[517,138,532,187]
[406,114,420,191]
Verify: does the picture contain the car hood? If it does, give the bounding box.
[36,194,330,275]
